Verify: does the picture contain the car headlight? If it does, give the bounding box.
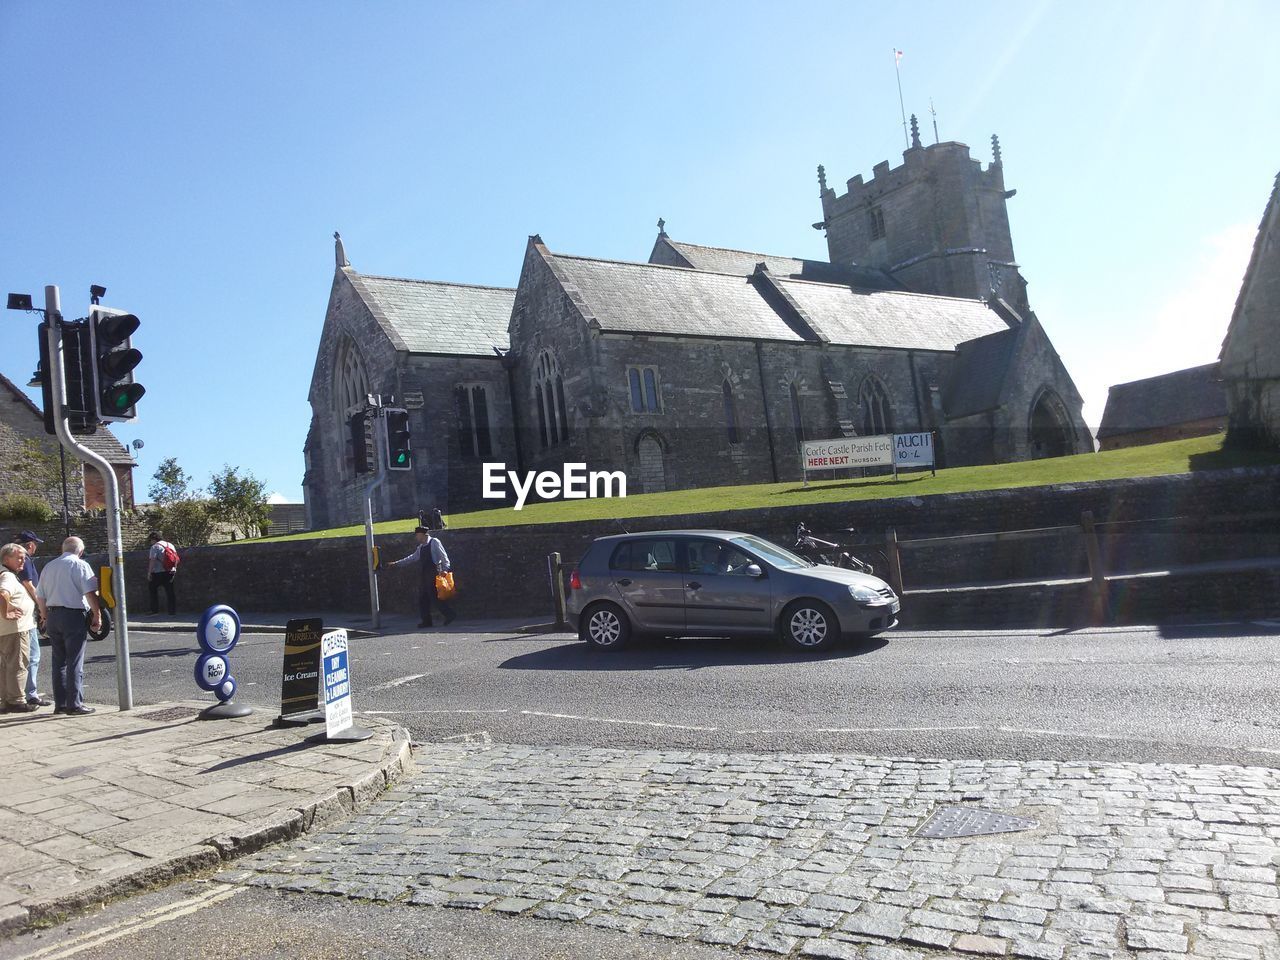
[848,584,883,603]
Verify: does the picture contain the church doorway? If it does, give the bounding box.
[637,434,667,493]
[1028,390,1075,459]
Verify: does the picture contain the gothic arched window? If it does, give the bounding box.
[535,350,568,449]
[859,376,892,436]
[789,382,804,449]
[722,380,740,445]
[334,338,370,421]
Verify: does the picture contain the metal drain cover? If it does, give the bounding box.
[914,805,1038,839]
[139,705,202,722]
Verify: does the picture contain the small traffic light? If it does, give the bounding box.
[89,306,144,422]
[35,322,57,435]
[60,321,99,435]
[349,413,372,474]
[383,408,412,471]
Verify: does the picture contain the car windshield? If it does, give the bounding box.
[729,535,811,570]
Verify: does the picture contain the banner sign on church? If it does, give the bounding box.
[802,436,894,472]
[801,432,937,483]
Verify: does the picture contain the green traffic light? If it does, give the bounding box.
[396,452,407,464]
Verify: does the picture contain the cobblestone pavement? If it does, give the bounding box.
[231,744,1280,960]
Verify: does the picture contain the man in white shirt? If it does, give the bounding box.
[35,537,101,716]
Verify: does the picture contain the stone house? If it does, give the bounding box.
[304,130,1092,528]
[1097,365,1228,451]
[0,371,136,513]
[1220,171,1280,449]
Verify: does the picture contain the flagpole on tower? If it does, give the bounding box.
[893,48,908,148]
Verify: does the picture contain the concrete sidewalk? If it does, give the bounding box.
[0,700,412,936]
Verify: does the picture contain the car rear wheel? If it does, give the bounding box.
[580,602,631,650]
[779,600,838,652]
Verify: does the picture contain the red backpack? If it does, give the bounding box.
[161,542,180,572]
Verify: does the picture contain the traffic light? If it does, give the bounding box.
[88,306,144,422]
[35,321,56,435]
[383,408,412,471]
[349,413,372,474]
[34,320,96,435]
[60,320,99,435]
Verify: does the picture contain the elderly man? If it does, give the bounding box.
[1,543,38,712]
[35,536,101,716]
[14,531,53,707]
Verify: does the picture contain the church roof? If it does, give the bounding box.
[552,255,807,343]
[1097,363,1228,439]
[775,278,1010,352]
[550,252,1008,351]
[654,237,902,290]
[346,273,514,356]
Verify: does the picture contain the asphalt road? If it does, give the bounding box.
[1,880,744,960]
[78,619,1280,767]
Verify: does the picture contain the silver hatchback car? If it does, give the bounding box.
[566,530,900,652]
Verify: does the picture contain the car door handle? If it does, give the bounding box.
[686,581,702,590]
[615,578,632,587]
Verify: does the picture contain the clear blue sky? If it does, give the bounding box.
[3,1,1277,502]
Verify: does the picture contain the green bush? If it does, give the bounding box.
[0,494,56,523]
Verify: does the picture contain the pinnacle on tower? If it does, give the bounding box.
[817,164,827,194]
[909,114,921,149]
[991,134,1002,167]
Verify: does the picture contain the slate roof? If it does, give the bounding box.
[660,239,901,290]
[346,272,514,356]
[941,328,1022,417]
[0,372,133,465]
[775,278,1011,352]
[550,252,1011,350]
[551,255,807,342]
[1097,363,1228,439]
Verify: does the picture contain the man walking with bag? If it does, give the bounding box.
[389,526,456,629]
[147,531,179,616]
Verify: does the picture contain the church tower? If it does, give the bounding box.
[818,122,1030,315]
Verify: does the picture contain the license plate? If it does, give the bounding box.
[890,600,901,614]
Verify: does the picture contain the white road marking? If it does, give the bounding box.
[361,708,510,716]
[367,673,429,692]
[735,725,983,735]
[1248,746,1280,755]
[519,710,718,731]
[19,883,242,960]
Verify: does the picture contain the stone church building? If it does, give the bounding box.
[304,128,1092,528]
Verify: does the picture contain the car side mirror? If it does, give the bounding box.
[744,563,763,578]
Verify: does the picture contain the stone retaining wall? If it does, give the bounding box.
[67,466,1280,626]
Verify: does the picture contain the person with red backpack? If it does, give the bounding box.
[147,531,180,616]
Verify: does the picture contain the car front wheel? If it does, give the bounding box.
[580,602,631,650]
[779,600,838,652]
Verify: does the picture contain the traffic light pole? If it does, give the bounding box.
[364,408,386,630]
[44,285,134,711]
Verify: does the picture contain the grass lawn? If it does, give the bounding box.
[254,433,1280,543]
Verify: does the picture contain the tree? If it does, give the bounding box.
[207,465,271,540]
[149,456,194,505]
[149,499,215,547]
[13,439,64,502]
